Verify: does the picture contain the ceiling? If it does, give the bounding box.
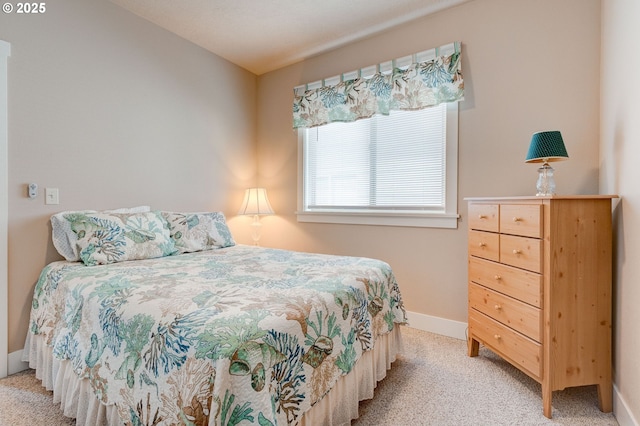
[109,0,470,75]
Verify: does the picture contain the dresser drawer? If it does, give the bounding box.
[469,283,541,341]
[468,230,499,261]
[468,204,499,232]
[500,234,542,273]
[469,310,542,379]
[468,257,542,307]
[499,204,542,238]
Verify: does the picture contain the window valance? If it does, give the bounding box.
[292,42,463,129]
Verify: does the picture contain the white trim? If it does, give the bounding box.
[444,102,459,220]
[405,310,467,341]
[296,211,459,228]
[8,350,28,375]
[0,39,11,379]
[614,383,639,426]
[297,102,459,229]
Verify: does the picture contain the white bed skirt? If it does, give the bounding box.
[23,327,403,426]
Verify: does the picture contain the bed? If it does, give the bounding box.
[22,209,407,425]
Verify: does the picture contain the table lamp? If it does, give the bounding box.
[238,187,274,246]
[525,131,569,196]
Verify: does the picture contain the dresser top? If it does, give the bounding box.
[465,195,619,202]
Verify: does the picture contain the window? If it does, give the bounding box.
[297,102,459,228]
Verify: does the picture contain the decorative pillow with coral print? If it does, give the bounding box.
[51,206,151,261]
[161,211,235,253]
[62,210,177,266]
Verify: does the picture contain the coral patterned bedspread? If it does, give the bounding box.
[28,245,407,425]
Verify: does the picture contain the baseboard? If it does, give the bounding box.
[614,383,639,426]
[8,349,28,375]
[405,310,467,340]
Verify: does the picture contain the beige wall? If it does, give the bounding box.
[256,0,602,323]
[1,0,257,353]
[601,1,640,424]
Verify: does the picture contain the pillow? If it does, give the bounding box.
[52,206,151,261]
[161,211,235,254]
[61,210,177,266]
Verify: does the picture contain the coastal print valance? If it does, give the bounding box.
[292,42,463,129]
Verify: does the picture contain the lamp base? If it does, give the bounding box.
[251,214,263,246]
[535,163,556,196]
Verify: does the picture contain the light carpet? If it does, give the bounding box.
[0,326,618,425]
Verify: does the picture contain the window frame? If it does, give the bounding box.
[296,102,459,229]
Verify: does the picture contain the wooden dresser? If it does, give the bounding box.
[465,195,617,418]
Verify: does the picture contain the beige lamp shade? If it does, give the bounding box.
[238,188,274,216]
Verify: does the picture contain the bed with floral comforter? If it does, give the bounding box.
[25,244,406,425]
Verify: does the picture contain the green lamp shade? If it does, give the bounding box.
[525,131,569,163]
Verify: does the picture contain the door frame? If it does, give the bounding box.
[0,39,11,378]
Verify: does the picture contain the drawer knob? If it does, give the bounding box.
[512,249,522,255]
[494,304,502,310]
[513,217,522,222]
[478,214,487,219]
[494,274,502,280]
[494,334,501,340]
[479,242,486,248]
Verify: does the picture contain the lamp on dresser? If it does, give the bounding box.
[238,187,274,246]
[525,131,569,196]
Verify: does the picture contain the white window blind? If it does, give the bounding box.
[304,105,447,212]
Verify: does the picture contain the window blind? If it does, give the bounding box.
[304,104,447,212]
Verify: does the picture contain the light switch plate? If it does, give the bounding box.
[45,188,59,205]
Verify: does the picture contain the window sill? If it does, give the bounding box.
[296,211,459,229]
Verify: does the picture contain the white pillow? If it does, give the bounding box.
[51,206,151,261]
